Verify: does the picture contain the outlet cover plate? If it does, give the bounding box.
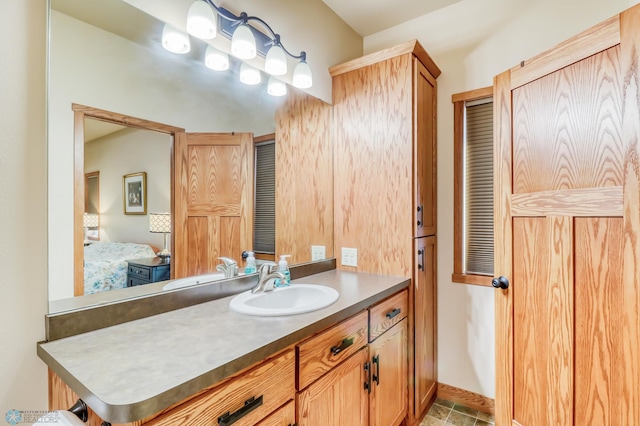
[341,247,358,267]
[311,245,326,261]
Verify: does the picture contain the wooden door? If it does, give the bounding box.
[414,58,437,238]
[494,7,640,425]
[370,319,408,426]
[414,236,437,418]
[174,132,254,278]
[297,348,369,426]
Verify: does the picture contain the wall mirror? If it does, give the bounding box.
[48,0,334,313]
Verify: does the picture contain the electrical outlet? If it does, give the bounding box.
[311,245,326,261]
[341,247,358,267]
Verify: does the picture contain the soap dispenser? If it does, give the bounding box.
[244,251,257,274]
[275,254,291,287]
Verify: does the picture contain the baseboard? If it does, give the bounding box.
[436,382,495,415]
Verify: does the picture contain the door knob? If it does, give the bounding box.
[491,276,509,289]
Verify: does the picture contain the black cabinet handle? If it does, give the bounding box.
[364,362,372,394]
[417,205,424,227]
[330,337,354,356]
[385,308,401,319]
[417,249,425,271]
[372,354,380,385]
[218,395,263,425]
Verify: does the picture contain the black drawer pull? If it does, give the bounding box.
[330,337,354,356]
[218,395,263,425]
[385,308,401,319]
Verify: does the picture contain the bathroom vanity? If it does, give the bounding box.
[39,269,410,426]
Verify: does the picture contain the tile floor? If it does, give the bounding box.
[420,398,495,426]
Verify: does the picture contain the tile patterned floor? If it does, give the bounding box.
[419,398,495,426]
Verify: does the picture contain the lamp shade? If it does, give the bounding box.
[83,213,99,228]
[231,23,256,59]
[267,76,287,97]
[162,23,191,54]
[149,213,171,233]
[187,0,217,40]
[292,60,313,88]
[265,45,287,76]
[205,45,229,71]
[239,62,261,85]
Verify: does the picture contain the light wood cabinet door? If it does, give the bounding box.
[256,400,295,426]
[370,319,408,426]
[414,236,437,417]
[297,348,369,426]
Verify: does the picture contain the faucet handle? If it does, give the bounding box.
[258,261,277,276]
[218,257,237,266]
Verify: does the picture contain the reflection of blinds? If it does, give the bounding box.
[254,141,276,254]
[465,101,494,275]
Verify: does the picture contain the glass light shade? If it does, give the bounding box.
[265,45,287,76]
[187,0,217,40]
[149,213,171,233]
[231,24,256,59]
[162,23,190,54]
[83,213,99,228]
[267,76,287,97]
[292,60,313,88]
[239,62,261,85]
[205,45,229,71]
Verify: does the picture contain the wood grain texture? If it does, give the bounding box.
[451,273,493,287]
[512,46,624,194]
[296,348,369,426]
[511,186,623,217]
[74,110,85,296]
[574,218,624,425]
[275,89,333,264]
[255,400,295,426]
[368,289,408,342]
[146,350,294,426]
[370,319,408,426]
[510,15,620,89]
[72,104,184,134]
[451,86,493,103]
[297,311,368,390]
[436,382,495,415]
[513,216,574,426]
[620,5,640,424]
[333,53,414,276]
[493,69,514,426]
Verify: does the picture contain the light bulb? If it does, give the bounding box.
[292,60,312,88]
[239,62,261,85]
[205,45,229,71]
[162,23,190,54]
[187,0,217,40]
[231,24,256,59]
[267,76,287,96]
[265,45,287,76]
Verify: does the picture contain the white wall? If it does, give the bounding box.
[365,0,638,399]
[0,0,48,418]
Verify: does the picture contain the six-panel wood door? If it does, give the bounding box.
[173,132,254,278]
[494,6,640,425]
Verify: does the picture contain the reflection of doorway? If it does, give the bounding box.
[73,104,185,296]
[84,171,100,240]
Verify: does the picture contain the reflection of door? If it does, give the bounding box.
[173,132,254,278]
[494,8,640,425]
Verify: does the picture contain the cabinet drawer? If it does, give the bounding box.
[148,349,295,426]
[128,264,150,280]
[297,310,368,390]
[127,276,149,287]
[255,400,295,426]
[368,290,408,342]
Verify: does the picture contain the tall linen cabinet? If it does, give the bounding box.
[331,40,440,424]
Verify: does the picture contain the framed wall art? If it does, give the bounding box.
[123,171,147,215]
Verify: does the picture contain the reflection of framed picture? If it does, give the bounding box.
[123,172,147,215]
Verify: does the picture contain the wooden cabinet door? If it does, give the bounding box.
[173,132,254,278]
[297,348,369,426]
[414,236,437,417]
[370,319,408,426]
[494,7,640,425]
[414,58,437,238]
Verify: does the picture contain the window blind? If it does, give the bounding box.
[254,141,276,254]
[464,101,494,275]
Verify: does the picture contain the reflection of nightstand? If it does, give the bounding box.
[127,258,171,287]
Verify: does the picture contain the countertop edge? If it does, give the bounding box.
[40,274,410,423]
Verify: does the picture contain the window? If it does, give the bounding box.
[254,135,276,255]
[452,87,494,286]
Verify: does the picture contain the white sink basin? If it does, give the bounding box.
[162,272,226,290]
[229,284,339,316]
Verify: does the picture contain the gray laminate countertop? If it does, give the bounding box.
[37,270,409,423]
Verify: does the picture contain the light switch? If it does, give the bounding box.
[341,247,358,267]
[311,245,326,261]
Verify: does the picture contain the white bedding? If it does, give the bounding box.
[84,242,156,294]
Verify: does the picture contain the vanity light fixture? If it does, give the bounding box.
[161,23,191,54]
[239,62,261,85]
[149,212,171,261]
[184,0,312,89]
[267,76,287,96]
[205,45,229,71]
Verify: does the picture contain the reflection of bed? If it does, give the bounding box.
[84,242,156,294]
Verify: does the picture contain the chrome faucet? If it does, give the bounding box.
[252,262,285,293]
[216,257,238,278]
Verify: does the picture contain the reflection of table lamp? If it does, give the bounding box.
[83,213,99,245]
[149,212,171,260]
